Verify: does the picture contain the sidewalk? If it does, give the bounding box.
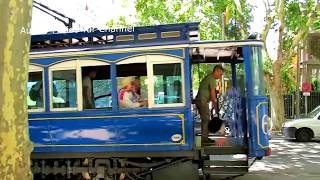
[234,134,320,180]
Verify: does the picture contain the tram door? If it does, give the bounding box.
[191,44,270,158]
[190,46,248,146]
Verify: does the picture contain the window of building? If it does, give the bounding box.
[27,71,44,110]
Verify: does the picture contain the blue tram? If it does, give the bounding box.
[28,22,270,179]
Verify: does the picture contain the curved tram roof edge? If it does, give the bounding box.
[30,40,263,59]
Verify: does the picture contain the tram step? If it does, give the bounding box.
[202,166,248,174]
[203,146,248,155]
[203,160,248,167]
[204,173,245,180]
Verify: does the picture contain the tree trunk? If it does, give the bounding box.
[265,59,286,130]
[264,58,286,130]
[269,85,285,130]
[0,0,33,179]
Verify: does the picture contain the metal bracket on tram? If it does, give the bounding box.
[191,47,241,63]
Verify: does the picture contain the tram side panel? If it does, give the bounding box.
[29,109,193,153]
[28,48,195,154]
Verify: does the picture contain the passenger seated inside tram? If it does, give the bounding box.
[29,81,59,107]
[118,77,147,108]
[132,77,144,102]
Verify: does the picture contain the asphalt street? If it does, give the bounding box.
[234,135,320,180]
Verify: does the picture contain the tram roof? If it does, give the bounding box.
[30,22,263,56]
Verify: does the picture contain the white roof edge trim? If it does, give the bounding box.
[189,41,263,48]
[30,41,263,58]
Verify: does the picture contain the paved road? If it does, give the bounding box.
[234,135,320,180]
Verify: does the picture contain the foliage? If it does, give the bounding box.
[262,1,320,94]
[314,12,320,29]
[106,0,318,93]
[106,15,133,28]
[281,1,318,51]
[106,0,320,129]
[280,60,296,92]
[262,0,320,129]
[135,0,200,25]
[192,64,215,89]
[134,0,253,40]
[106,0,253,90]
[134,0,253,90]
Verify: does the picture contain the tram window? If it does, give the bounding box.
[82,66,112,109]
[251,47,265,96]
[236,63,246,96]
[52,70,77,109]
[117,63,148,108]
[28,71,44,109]
[153,63,183,104]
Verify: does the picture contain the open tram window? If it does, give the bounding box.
[28,71,44,110]
[236,63,246,96]
[251,47,264,96]
[153,63,183,105]
[81,65,112,109]
[116,63,148,108]
[52,70,77,109]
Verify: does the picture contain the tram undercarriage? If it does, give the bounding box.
[32,156,198,180]
[32,136,250,180]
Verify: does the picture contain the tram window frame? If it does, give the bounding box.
[48,60,113,112]
[50,68,78,111]
[116,56,148,109]
[148,56,185,108]
[49,60,78,111]
[116,55,185,109]
[28,65,45,112]
[80,64,112,110]
[251,46,265,96]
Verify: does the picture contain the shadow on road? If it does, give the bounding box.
[233,136,320,180]
[285,138,320,143]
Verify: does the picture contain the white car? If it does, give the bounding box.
[282,106,320,142]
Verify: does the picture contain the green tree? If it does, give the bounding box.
[262,0,320,129]
[106,0,253,90]
[134,0,253,89]
[135,0,252,40]
[0,0,33,179]
[107,0,320,129]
